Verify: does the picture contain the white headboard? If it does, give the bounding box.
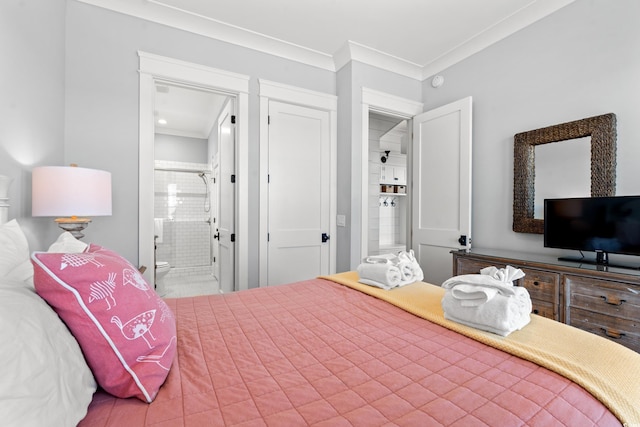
[0,175,13,225]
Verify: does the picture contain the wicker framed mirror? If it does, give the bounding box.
[513,113,617,234]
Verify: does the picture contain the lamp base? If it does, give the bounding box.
[55,217,91,239]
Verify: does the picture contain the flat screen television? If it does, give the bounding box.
[544,196,640,268]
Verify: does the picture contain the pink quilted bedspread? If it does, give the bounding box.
[79,278,619,426]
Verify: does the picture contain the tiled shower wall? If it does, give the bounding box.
[154,160,212,278]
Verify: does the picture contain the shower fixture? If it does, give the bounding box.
[381,151,390,163]
[198,172,211,213]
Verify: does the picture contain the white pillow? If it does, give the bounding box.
[47,231,88,253]
[0,219,33,285]
[0,280,97,426]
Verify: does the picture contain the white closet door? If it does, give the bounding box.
[412,97,472,285]
[267,100,331,286]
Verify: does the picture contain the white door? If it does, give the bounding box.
[211,159,220,282]
[412,97,472,285]
[217,99,235,293]
[267,100,331,286]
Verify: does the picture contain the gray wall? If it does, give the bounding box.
[154,134,208,163]
[3,0,639,279]
[62,1,335,280]
[0,0,67,250]
[421,0,640,265]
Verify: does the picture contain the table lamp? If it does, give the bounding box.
[32,165,112,239]
[0,175,12,224]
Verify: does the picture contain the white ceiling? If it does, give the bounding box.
[153,0,566,68]
[154,83,228,139]
[81,0,575,78]
[80,0,575,136]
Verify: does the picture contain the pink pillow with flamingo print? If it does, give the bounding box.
[32,244,176,402]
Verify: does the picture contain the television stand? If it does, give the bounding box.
[451,248,640,353]
[557,254,640,271]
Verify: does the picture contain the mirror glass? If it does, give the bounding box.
[533,136,591,218]
[513,113,616,234]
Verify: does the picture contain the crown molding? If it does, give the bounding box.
[78,0,422,78]
[421,0,576,79]
[335,41,423,81]
[77,0,575,82]
[77,0,335,71]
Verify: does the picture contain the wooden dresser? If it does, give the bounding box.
[451,249,640,353]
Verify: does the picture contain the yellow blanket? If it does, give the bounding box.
[322,271,640,425]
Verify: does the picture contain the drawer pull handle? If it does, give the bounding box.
[600,295,626,306]
[533,281,539,286]
[532,309,539,315]
[601,328,625,339]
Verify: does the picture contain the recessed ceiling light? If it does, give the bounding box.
[158,118,167,125]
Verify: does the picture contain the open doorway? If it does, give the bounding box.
[367,113,409,256]
[359,87,423,263]
[152,82,233,298]
[138,52,250,294]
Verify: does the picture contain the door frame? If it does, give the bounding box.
[258,79,338,287]
[360,88,423,262]
[138,52,250,291]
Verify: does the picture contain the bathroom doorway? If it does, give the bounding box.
[367,112,409,256]
[152,82,233,297]
[139,53,250,292]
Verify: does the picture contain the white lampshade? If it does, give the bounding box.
[32,166,112,217]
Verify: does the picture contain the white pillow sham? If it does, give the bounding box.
[0,219,33,285]
[47,230,88,253]
[0,280,97,427]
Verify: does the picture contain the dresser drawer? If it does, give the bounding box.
[567,307,640,353]
[530,299,557,320]
[565,275,640,321]
[518,268,560,305]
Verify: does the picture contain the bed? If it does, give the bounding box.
[1,218,639,427]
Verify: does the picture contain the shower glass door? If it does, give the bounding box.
[154,160,213,280]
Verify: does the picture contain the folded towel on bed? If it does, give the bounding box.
[441,289,532,336]
[357,250,424,289]
[356,262,402,290]
[441,266,531,336]
[442,273,520,303]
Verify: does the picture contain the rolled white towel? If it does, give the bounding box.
[450,284,498,307]
[397,259,414,282]
[396,250,424,285]
[364,253,398,264]
[357,262,402,290]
